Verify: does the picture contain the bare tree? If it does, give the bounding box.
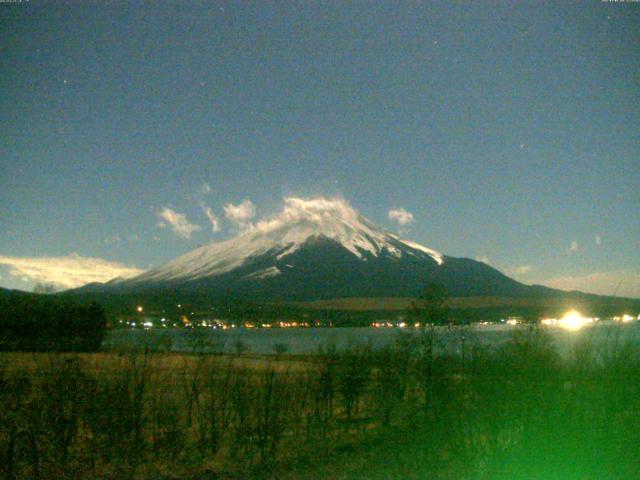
[408,283,450,326]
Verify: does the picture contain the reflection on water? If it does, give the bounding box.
[104,322,640,356]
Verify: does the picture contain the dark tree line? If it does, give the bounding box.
[0,294,107,352]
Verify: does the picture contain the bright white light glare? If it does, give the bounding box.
[559,310,591,331]
[542,310,597,330]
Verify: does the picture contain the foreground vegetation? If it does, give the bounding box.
[1,325,639,479]
[0,293,106,352]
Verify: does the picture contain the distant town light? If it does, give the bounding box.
[559,310,592,331]
[136,305,143,313]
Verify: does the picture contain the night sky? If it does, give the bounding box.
[1,2,638,296]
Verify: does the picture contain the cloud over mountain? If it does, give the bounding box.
[224,199,256,228]
[157,207,202,239]
[388,208,414,226]
[0,253,145,289]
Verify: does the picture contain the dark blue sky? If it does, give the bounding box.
[1,2,639,296]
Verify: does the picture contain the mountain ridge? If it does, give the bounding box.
[74,197,547,302]
[120,197,443,288]
[70,197,637,311]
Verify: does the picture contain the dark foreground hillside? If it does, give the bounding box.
[1,326,639,479]
[0,291,107,351]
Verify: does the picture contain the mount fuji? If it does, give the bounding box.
[83,197,547,302]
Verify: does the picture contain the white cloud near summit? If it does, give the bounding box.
[157,207,202,239]
[388,208,414,226]
[0,253,145,290]
[252,197,359,233]
[224,199,256,228]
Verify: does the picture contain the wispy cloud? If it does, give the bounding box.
[201,203,221,232]
[104,235,121,245]
[515,265,533,275]
[0,253,145,290]
[157,207,202,239]
[388,208,414,226]
[224,199,256,228]
[198,182,212,196]
[190,182,222,234]
[595,234,602,246]
[104,234,139,245]
[567,240,579,255]
[537,271,640,298]
[489,263,534,278]
[475,255,491,265]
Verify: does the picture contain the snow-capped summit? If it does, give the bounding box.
[129,197,443,285]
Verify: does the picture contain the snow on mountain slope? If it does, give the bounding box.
[129,197,443,285]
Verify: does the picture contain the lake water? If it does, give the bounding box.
[104,322,640,357]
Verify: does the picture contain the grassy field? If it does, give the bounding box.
[2,326,640,479]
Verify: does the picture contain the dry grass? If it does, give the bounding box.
[0,351,310,373]
[2,327,640,479]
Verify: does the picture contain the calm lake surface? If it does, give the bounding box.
[104,322,640,357]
